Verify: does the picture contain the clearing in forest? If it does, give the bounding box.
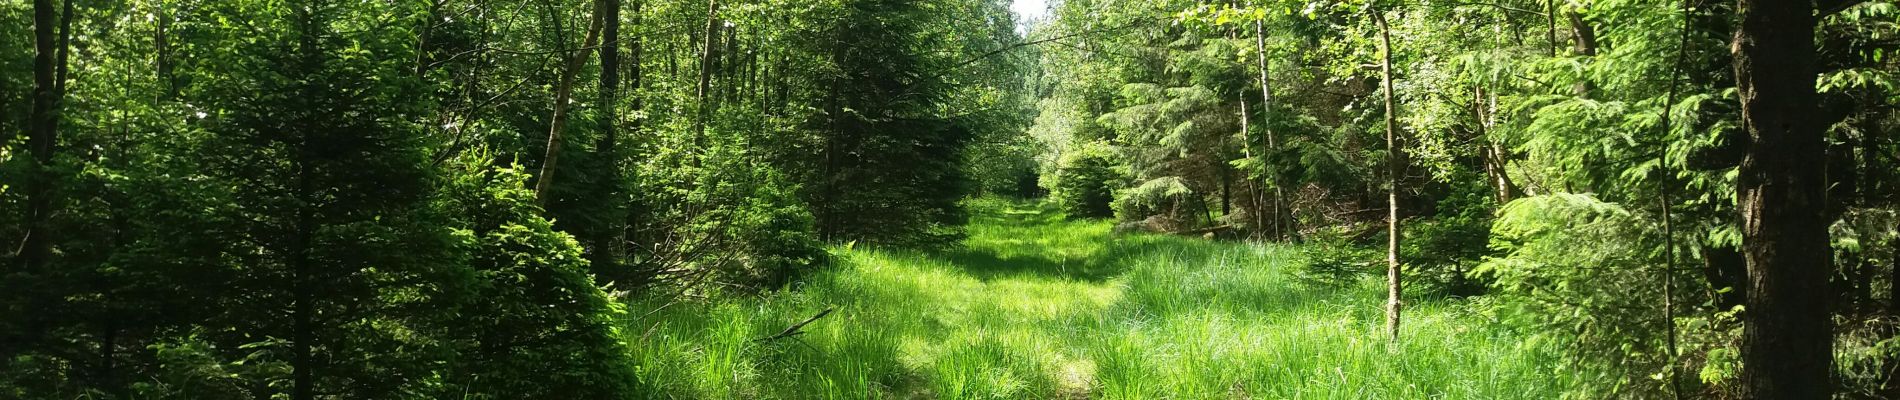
[623,199,1576,399]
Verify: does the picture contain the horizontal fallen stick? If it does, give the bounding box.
[751,307,834,343]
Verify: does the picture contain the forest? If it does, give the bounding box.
[1,0,1896,398]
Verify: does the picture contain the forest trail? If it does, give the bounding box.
[624,199,1576,399]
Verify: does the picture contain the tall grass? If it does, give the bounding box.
[621,198,1577,399]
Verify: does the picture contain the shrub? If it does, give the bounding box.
[1049,142,1123,219]
[1477,193,1697,397]
[1401,179,1497,297]
[1295,226,1379,288]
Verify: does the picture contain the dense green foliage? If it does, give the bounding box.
[1026,0,1900,397]
[3,0,1898,398]
[0,0,1024,397]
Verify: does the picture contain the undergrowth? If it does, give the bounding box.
[619,198,1577,399]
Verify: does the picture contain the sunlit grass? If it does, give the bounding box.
[621,198,1577,399]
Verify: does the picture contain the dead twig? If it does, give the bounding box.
[751,307,834,343]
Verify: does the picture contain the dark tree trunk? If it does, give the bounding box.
[13,0,70,359]
[157,2,176,99]
[1544,0,1558,57]
[598,0,620,143]
[1566,11,1598,56]
[290,181,314,400]
[1566,11,1599,96]
[1732,1,1832,398]
[54,0,71,96]
[745,36,759,105]
[291,9,321,400]
[22,0,60,282]
[1221,171,1231,217]
[692,0,720,153]
[589,0,623,274]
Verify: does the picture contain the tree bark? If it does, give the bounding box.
[692,0,721,154]
[1473,86,1518,203]
[721,26,739,104]
[291,7,322,400]
[54,0,71,97]
[1732,1,1832,398]
[588,0,623,272]
[532,3,607,205]
[1374,8,1403,343]
[1544,0,1557,57]
[1254,17,1291,241]
[22,0,61,278]
[1239,92,1269,239]
[1565,10,1598,56]
[629,0,643,131]
[1566,10,1599,96]
[12,0,67,364]
[156,1,176,99]
[597,0,619,159]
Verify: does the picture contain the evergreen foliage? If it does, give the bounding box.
[2,0,1897,397]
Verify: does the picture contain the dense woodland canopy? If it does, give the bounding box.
[2,0,1897,398]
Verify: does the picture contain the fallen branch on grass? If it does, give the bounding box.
[751,307,835,343]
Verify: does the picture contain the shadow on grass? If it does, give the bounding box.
[933,200,1177,283]
[935,239,1168,283]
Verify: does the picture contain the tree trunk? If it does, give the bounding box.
[745,36,759,105]
[1732,1,1832,398]
[1566,10,1598,56]
[1474,86,1519,203]
[1221,171,1231,216]
[1374,9,1403,343]
[532,3,607,205]
[588,0,623,273]
[629,0,643,133]
[1544,0,1557,57]
[22,0,61,280]
[1239,92,1269,239]
[721,27,739,104]
[291,8,322,400]
[1566,11,1599,96]
[54,0,71,97]
[692,0,721,154]
[290,176,315,400]
[1254,18,1290,240]
[11,0,66,365]
[156,1,176,99]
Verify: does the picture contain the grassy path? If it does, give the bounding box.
[624,199,1575,399]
